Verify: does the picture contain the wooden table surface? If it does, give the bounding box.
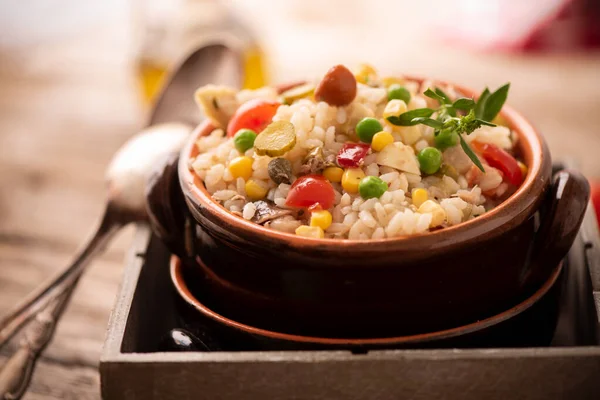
[0,2,599,399]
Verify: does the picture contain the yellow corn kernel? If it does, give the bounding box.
[381,76,405,88]
[518,161,528,177]
[341,168,366,193]
[245,179,268,200]
[418,200,446,228]
[228,156,253,180]
[383,99,408,120]
[354,63,377,84]
[310,210,332,230]
[371,131,394,152]
[411,188,428,208]
[295,225,325,239]
[323,166,344,183]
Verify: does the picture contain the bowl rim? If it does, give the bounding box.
[170,256,562,345]
[179,78,550,249]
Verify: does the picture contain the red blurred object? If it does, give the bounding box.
[434,0,600,52]
[336,143,370,168]
[591,180,600,227]
[472,141,523,186]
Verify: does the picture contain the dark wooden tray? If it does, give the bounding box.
[100,202,600,400]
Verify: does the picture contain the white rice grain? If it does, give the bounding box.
[242,203,257,220]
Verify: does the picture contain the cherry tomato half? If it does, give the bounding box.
[472,141,523,186]
[285,175,335,210]
[226,99,280,137]
[336,143,370,168]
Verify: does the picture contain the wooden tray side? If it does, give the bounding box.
[100,222,600,400]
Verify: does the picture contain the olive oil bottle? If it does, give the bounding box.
[134,0,266,106]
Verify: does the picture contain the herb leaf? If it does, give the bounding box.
[423,89,446,104]
[386,108,435,126]
[411,117,444,129]
[459,134,485,172]
[452,98,475,110]
[435,88,452,104]
[481,83,510,122]
[474,88,490,119]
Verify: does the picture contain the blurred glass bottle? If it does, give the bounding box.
[133,0,266,105]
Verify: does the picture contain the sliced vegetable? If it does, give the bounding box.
[417,147,443,175]
[226,99,280,137]
[268,158,293,184]
[194,85,239,128]
[387,84,411,103]
[358,176,388,199]
[285,174,335,209]
[472,141,522,186]
[233,129,257,153]
[314,65,357,106]
[281,83,315,104]
[375,142,421,175]
[254,121,296,157]
[336,143,370,168]
[356,117,383,143]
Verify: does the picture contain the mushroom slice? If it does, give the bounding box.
[250,200,296,225]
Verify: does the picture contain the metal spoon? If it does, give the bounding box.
[0,41,242,399]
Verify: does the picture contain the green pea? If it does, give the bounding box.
[358,176,388,199]
[356,117,383,143]
[434,129,459,150]
[233,129,257,153]
[387,84,411,103]
[418,147,443,175]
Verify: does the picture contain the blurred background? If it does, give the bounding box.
[0,0,599,398]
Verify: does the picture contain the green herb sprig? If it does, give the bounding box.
[386,84,510,172]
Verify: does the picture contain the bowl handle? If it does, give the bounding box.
[528,169,590,284]
[145,153,194,263]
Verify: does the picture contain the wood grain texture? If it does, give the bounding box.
[1,1,600,398]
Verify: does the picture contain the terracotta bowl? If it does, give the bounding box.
[146,79,590,339]
[170,256,564,349]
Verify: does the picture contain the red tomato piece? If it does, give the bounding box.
[472,141,523,186]
[336,143,370,168]
[285,175,335,210]
[226,99,280,137]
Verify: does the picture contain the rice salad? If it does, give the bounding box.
[189,64,526,240]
